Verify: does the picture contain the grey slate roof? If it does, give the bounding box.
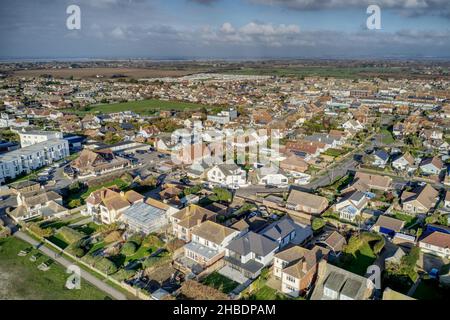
[261,217,296,242]
[226,231,278,256]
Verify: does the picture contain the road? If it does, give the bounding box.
[13,231,128,301]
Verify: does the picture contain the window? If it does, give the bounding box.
[286,275,296,283]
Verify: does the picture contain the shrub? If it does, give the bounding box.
[312,218,326,231]
[95,257,118,275]
[142,234,164,248]
[121,241,138,256]
[112,268,136,281]
[373,238,385,255]
[28,222,53,238]
[128,234,144,246]
[68,199,82,208]
[57,226,84,244]
[104,230,122,243]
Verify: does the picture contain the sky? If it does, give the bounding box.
[0,0,449,60]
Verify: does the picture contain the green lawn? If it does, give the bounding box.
[380,129,395,144]
[323,148,346,157]
[124,244,157,264]
[65,99,215,115]
[74,222,103,236]
[246,285,291,300]
[338,242,377,276]
[46,234,69,249]
[202,272,239,294]
[0,237,110,300]
[391,212,417,229]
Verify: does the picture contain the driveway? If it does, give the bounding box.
[14,231,127,300]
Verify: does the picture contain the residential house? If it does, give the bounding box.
[351,172,393,192]
[254,167,289,187]
[70,149,130,178]
[372,215,405,237]
[7,189,66,222]
[342,119,364,132]
[420,157,445,176]
[310,261,375,300]
[184,221,239,268]
[335,191,369,222]
[316,231,346,258]
[419,231,450,259]
[206,163,247,189]
[280,154,309,175]
[274,245,329,297]
[401,184,439,215]
[285,189,329,215]
[84,187,144,224]
[224,231,278,280]
[372,150,389,168]
[260,217,297,249]
[392,153,416,173]
[170,205,216,242]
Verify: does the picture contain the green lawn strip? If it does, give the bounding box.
[322,148,346,157]
[391,212,417,228]
[0,237,109,300]
[202,272,239,294]
[247,285,291,300]
[46,234,69,250]
[124,244,156,264]
[74,222,103,236]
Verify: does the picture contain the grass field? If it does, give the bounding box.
[223,66,407,79]
[0,237,109,300]
[202,272,239,294]
[65,99,216,115]
[380,129,395,144]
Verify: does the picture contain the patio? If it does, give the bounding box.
[218,265,249,284]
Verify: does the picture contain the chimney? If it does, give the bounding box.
[302,260,308,274]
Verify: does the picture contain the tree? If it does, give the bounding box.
[312,218,326,232]
[121,241,138,256]
[210,187,232,203]
[68,199,82,208]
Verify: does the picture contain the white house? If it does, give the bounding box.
[184,221,239,268]
[392,153,416,172]
[224,231,278,280]
[419,231,450,259]
[206,163,248,189]
[420,157,444,175]
[255,166,289,187]
[342,119,364,132]
[335,191,369,222]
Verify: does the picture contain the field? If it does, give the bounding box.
[0,237,109,300]
[11,67,205,79]
[223,66,409,79]
[66,99,214,115]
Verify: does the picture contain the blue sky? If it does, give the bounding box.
[0,0,449,59]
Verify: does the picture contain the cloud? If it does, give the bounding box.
[249,0,450,18]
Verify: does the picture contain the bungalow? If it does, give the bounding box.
[274,245,329,298]
[170,205,216,242]
[184,221,239,268]
[317,231,346,257]
[401,184,439,215]
[392,153,416,172]
[342,119,364,132]
[352,172,392,192]
[70,149,130,178]
[420,157,445,176]
[286,189,329,215]
[372,215,405,237]
[372,150,389,168]
[254,167,289,187]
[310,261,375,300]
[206,163,247,189]
[335,191,369,222]
[419,231,450,259]
[224,231,278,280]
[280,154,309,174]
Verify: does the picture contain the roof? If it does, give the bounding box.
[420,156,444,170]
[382,287,415,300]
[374,150,389,161]
[230,219,249,232]
[191,221,237,245]
[261,217,296,241]
[145,198,170,211]
[374,215,405,233]
[286,189,328,210]
[421,231,450,249]
[226,231,278,256]
[311,262,374,300]
[354,172,392,190]
[401,184,439,209]
[122,202,166,226]
[172,205,216,229]
[321,231,346,252]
